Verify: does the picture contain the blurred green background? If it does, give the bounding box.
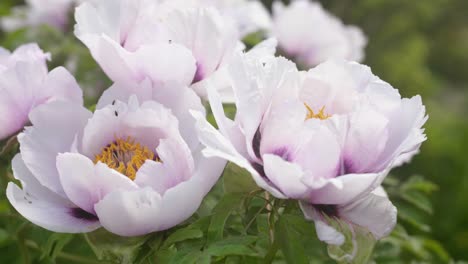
[0,0,467,262]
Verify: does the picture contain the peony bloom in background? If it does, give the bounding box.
[0,43,82,140]
[271,0,367,68]
[7,93,225,236]
[0,0,81,32]
[74,0,241,100]
[192,53,426,245]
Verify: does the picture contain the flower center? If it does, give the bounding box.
[305,103,330,120]
[94,136,158,180]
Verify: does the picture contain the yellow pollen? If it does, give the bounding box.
[305,103,330,120]
[94,137,158,180]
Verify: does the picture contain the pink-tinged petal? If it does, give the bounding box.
[96,80,204,150]
[7,183,100,233]
[0,43,50,68]
[191,110,286,198]
[19,101,92,197]
[157,152,226,230]
[294,121,341,180]
[0,61,47,139]
[339,191,397,240]
[228,54,299,161]
[135,138,194,195]
[57,153,138,214]
[263,154,307,199]
[95,153,225,236]
[304,170,387,205]
[92,36,196,86]
[42,67,83,105]
[204,79,248,157]
[374,96,427,171]
[259,100,307,157]
[299,201,345,245]
[343,106,389,174]
[162,7,239,83]
[12,154,72,205]
[82,99,179,158]
[94,187,163,236]
[152,85,204,150]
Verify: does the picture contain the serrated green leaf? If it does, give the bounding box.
[276,216,308,264]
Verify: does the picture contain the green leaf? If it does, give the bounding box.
[223,163,258,194]
[400,190,433,214]
[326,218,376,264]
[40,233,73,261]
[396,202,431,232]
[275,216,308,264]
[207,193,243,243]
[162,228,203,248]
[400,175,438,194]
[205,236,258,258]
[85,228,153,264]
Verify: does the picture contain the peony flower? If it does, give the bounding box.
[7,94,225,236]
[0,43,82,140]
[170,0,272,37]
[192,54,426,245]
[74,0,241,98]
[1,0,77,32]
[271,0,367,68]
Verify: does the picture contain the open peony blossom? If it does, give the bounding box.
[74,0,242,99]
[192,54,427,245]
[271,0,367,68]
[7,94,225,236]
[0,43,82,140]
[1,0,80,32]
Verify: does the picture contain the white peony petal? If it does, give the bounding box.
[94,187,163,236]
[191,110,286,199]
[7,183,100,233]
[57,153,138,214]
[19,101,92,197]
[339,191,397,240]
[263,154,308,199]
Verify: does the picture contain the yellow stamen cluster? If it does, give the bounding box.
[305,104,330,120]
[94,137,158,180]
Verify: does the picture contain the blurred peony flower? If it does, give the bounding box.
[192,54,426,245]
[167,0,272,37]
[271,0,367,68]
[7,94,225,236]
[1,0,79,32]
[0,43,82,140]
[74,0,241,98]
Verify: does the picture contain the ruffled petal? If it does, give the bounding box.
[19,101,92,197]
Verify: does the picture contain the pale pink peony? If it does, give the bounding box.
[7,93,225,236]
[192,54,426,245]
[1,0,79,31]
[74,0,241,97]
[271,0,367,68]
[0,43,82,140]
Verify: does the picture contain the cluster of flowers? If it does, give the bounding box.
[2,0,426,248]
